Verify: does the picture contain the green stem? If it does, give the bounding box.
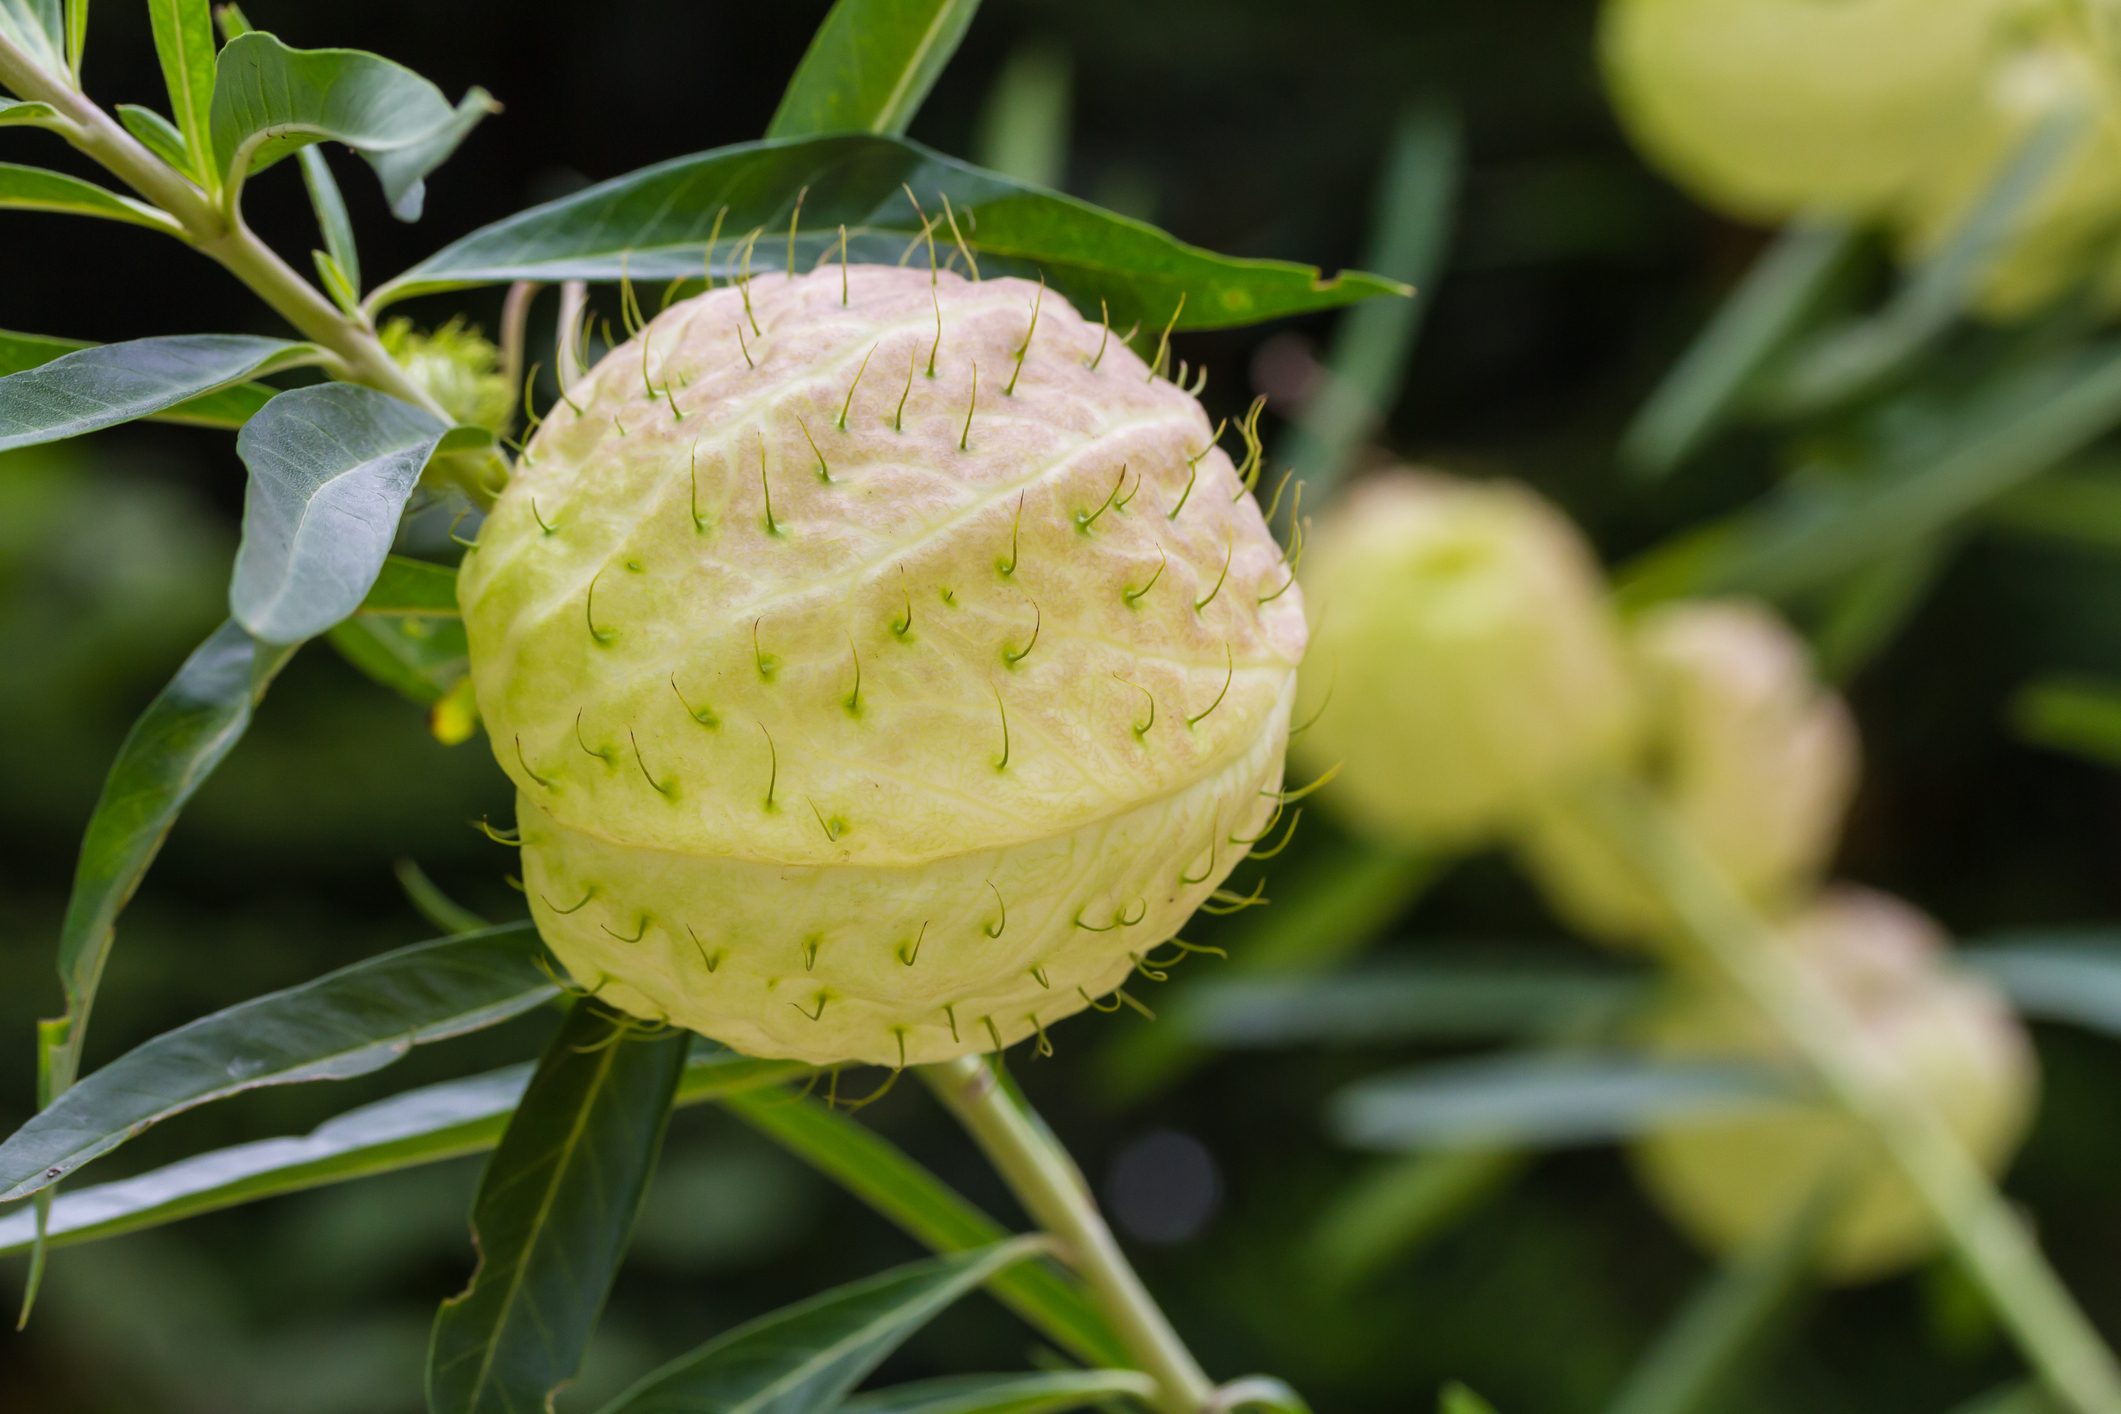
[1572,777,2121,1414]
[920,1057,1217,1414]
[0,31,446,421]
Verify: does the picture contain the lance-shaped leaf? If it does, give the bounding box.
[599,1239,1045,1414]
[0,0,66,76]
[1965,933,2121,1037]
[229,383,449,644]
[0,162,180,231]
[146,0,215,183]
[209,31,497,220]
[0,334,308,451]
[358,554,463,616]
[767,0,982,140]
[0,95,59,125]
[0,924,553,1201]
[839,1371,1158,1414]
[1330,1054,1794,1153]
[329,614,469,706]
[0,328,276,427]
[370,134,1405,332]
[725,1093,1127,1371]
[0,1046,807,1258]
[428,1002,687,1414]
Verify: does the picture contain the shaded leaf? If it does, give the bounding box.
[767,0,982,140]
[1964,934,2121,1036]
[0,161,178,230]
[1330,1053,1792,1153]
[1439,1385,1499,1414]
[0,328,275,427]
[229,383,448,643]
[117,102,194,170]
[359,554,463,615]
[301,146,361,292]
[0,1045,805,1258]
[1310,1148,1523,1291]
[0,333,306,450]
[599,1239,1044,1414]
[328,612,468,706]
[146,0,215,182]
[0,923,553,1201]
[428,1001,687,1414]
[838,1370,1156,1414]
[209,31,497,220]
[724,1092,1129,1371]
[2007,679,2121,770]
[371,134,1406,332]
[970,43,1071,189]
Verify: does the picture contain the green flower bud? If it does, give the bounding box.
[1600,0,2009,222]
[1515,599,1857,943]
[1630,888,2037,1282]
[381,317,514,434]
[1288,472,1639,848]
[460,266,1305,1066]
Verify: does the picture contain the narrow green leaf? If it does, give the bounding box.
[0,333,306,450]
[1330,1054,1791,1153]
[768,0,981,140]
[2007,678,2121,770]
[1619,221,1855,480]
[0,924,552,1202]
[209,31,497,220]
[724,1093,1129,1371]
[359,553,462,615]
[0,0,67,76]
[61,0,80,76]
[0,161,178,231]
[0,95,59,125]
[970,43,1071,189]
[1945,1383,2059,1414]
[1964,934,2121,1036]
[371,134,1406,332]
[0,1046,806,1259]
[1311,1148,1524,1290]
[300,145,361,292]
[1210,1376,1313,1413]
[839,1370,1157,1414]
[0,328,274,427]
[1279,104,1459,503]
[428,1002,687,1414]
[116,103,194,170]
[146,0,216,183]
[393,859,490,935]
[229,383,449,644]
[1187,952,1642,1049]
[600,1239,1044,1414]
[1810,536,1948,682]
[1987,463,2121,553]
[1439,1384,1500,1414]
[328,613,468,706]
[1606,1181,1835,1414]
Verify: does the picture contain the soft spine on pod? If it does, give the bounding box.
[459,263,1307,1067]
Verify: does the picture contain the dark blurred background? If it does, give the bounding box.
[5,1,2121,1410]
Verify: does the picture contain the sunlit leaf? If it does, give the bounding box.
[0,161,179,231]
[0,924,552,1202]
[229,383,449,644]
[724,1092,1129,1370]
[0,95,59,125]
[839,1370,1158,1414]
[0,333,307,450]
[209,31,497,220]
[768,0,981,140]
[428,1001,687,1414]
[0,1046,805,1258]
[371,134,1406,332]
[1330,1054,1792,1152]
[146,0,216,183]
[599,1239,1045,1414]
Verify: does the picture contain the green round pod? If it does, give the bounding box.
[1289,471,1639,849]
[1600,0,2011,222]
[461,266,1305,1066]
[1515,599,1857,944]
[1629,888,2036,1282]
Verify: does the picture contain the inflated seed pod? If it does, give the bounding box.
[1599,0,2011,222]
[1629,888,2037,1282]
[1515,599,1857,944]
[1288,472,1640,849]
[460,265,1306,1066]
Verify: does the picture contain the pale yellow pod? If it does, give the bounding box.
[1515,599,1857,943]
[1289,472,1639,849]
[1629,888,2037,1282]
[1600,0,2013,222]
[460,266,1305,1066]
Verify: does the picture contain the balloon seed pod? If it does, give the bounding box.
[1288,471,1640,850]
[460,265,1305,1067]
[1514,598,1858,944]
[1629,887,2037,1283]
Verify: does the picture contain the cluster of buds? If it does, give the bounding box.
[1294,469,2036,1277]
[1602,0,2121,317]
